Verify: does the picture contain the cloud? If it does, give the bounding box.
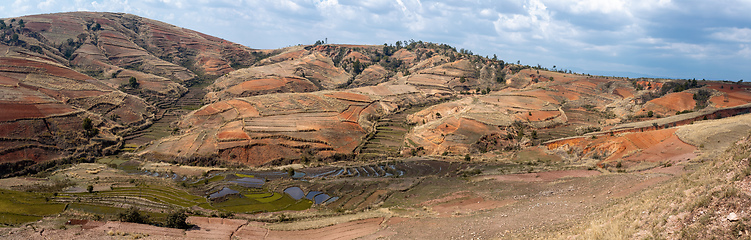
[0,0,747,80]
[710,27,751,43]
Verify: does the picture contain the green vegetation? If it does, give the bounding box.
[164,210,190,229]
[118,206,149,224]
[82,117,99,137]
[212,193,312,213]
[0,188,65,226]
[693,89,712,109]
[128,76,139,89]
[58,184,207,210]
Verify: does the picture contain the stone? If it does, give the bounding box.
[728,212,740,222]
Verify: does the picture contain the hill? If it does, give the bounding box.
[3,12,751,239]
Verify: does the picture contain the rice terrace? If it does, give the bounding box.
[0,6,750,240]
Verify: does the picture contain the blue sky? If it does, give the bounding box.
[1,0,749,80]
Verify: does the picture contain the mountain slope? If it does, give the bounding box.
[0,12,261,176]
[4,11,751,172]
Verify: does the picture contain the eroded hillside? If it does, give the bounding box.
[0,12,259,176]
[5,12,751,240]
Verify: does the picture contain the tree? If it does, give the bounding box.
[165,211,190,229]
[459,76,466,83]
[464,154,471,162]
[0,20,5,29]
[128,77,139,88]
[17,19,24,29]
[87,185,94,193]
[83,117,93,131]
[82,117,98,137]
[352,59,362,75]
[118,206,148,224]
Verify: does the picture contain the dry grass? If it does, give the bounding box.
[543,131,751,239]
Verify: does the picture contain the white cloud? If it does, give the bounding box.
[37,0,57,10]
[710,27,751,43]
[739,44,751,58]
[0,0,746,80]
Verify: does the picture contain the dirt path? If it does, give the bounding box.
[471,169,601,182]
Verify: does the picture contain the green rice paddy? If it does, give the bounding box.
[0,189,65,226]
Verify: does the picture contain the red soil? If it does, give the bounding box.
[707,83,751,107]
[216,131,250,141]
[344,51,371,63]
[624,134,697,163]
[58,90,109,99]
[613,87,634,98]
[432,197,516,216]
[473,170,601,182]
[480,95,548,110]
[262,217,384,240]
[641,92,696,115]
[0,103,77,121]
[516,89,563,104]
[226,77,316,96]
[323,91,371,102]
[0,75,19,85]
[91,221,185,239]
[515,110,560,122]
[194,101,233,116]
[338,105,364,122]
[227,99,260,118]
[0,57,92,81]
[186,216,248,240]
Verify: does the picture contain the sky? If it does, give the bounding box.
[1,0,749,80]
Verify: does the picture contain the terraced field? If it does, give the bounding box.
[357,107,425,159]
[56,185,209,211]
[0,189,65,225]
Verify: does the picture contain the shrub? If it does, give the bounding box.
[128,77,139,88]
[82,117,98,137]
[165,211,190,229]
[118,206,148,224]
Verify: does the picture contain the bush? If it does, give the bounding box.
[82,117,98,137]
[128,77,139,88]
[165,211,190,229]
[118,206,148,224]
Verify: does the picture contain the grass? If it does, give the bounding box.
[68,203,126,215]
[97,156,129,166]
[255,192,285,203]
[181,105,202,111]
[58,184,208,210]
[189,174,226,186]
[213,194,312,213]
[0,188,65,225]
[542,132,751,239]
[235,173,254,178]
